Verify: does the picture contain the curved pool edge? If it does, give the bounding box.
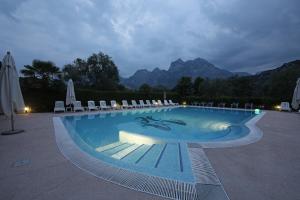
[52,116,229,200]
[198,111,265,148]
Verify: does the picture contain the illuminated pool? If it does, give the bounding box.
[55,106,263,200]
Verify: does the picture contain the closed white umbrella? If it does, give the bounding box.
[66,79,76,106]
[0,51,25,135]
[291,78,300,110]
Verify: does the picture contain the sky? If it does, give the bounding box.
[0,0,300,77]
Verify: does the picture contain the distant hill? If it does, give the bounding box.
[250,60,300,99]
[121,58,241,89]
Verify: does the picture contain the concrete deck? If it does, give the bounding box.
[0,111,299,200]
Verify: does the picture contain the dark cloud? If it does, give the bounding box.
[0,0,299,77]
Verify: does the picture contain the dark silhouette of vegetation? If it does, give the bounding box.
[139,84,152,93]
[62,52,120,90]
[20,60,63,90]
[175,77,193,96]
[193,77,204,95]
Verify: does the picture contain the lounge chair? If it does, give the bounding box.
[168,100,179,106]
[280,102,291,111]
[157,100,163,106]
[200,102,206,107]
[231,102,239,108]
[152,100,158,106]
[139,100,147,107]
[110,100,119,109]
[122,100,133,109]
[54,101,65,113]
[218,102,226,108]
[74,101,84,112]
[99,100,111,110]
[131,100,141,108]
[145,100,152,107]
[207,102,214,107]
[244,103,253,109]
[88,100,98,111]
[163,99,170,106]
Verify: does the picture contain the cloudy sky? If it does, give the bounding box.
[0,0,299,77]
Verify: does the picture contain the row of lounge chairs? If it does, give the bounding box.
[54,99,179,113]
[191,102,255,109]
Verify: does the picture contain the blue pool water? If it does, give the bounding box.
[61,106,256,182]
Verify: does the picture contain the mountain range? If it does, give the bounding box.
[121,58,250,89]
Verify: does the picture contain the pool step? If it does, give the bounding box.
[137,144,165,168]
[103,143,132,155]
[95,142,123,152]
[157,143,182,172]
[122,144,153,163]
[96,142,186,173]
[111,144,141,159]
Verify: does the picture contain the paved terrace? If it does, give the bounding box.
[0,111,299,200]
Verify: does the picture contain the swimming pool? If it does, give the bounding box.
[54,106,263,200]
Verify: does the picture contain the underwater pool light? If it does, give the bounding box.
[255,109,260,114]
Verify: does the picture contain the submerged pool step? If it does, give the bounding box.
[157,143,182,172]
[111,144,141,160]
[122,144,153,163]
[103,143,132,155]
[97,141,186,173]
[95,142,123,152]
[137,144,165,167]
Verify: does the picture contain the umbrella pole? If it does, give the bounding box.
[1,65,24,135]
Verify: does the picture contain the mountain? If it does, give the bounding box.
[250,60,300,98]
[121,58,237,89]
[233,72,251,76]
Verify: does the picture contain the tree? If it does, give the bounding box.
[21,60,60,80]
[20,60,61,89]
[175,77,193,97]
[193,77,204,95]
[139,84,152,94]
[62,52,120,90]
[62,58,89,87]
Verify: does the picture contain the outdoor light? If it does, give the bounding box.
[182,101,187,105]
[24,106,30,113]
[275,105,281,110]
[254,109,260,114]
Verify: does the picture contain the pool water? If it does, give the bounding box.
[61,107,256,182]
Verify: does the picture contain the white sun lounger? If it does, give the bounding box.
[139,100,147,107]
[131,100,141,108]
[145,100,152,107]
[280,102,291,111]
[99,100,111,110]
[88,100,98,111]
[111,100,119,109]
[74,101,84,112]
[54,101,65,113]
[163,99,170,106]
[122,100,133,109]
[157,100,163,106]
[169,100,179,106]
[152,100,158,106]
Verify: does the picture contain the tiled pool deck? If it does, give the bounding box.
[0,110,300,200]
